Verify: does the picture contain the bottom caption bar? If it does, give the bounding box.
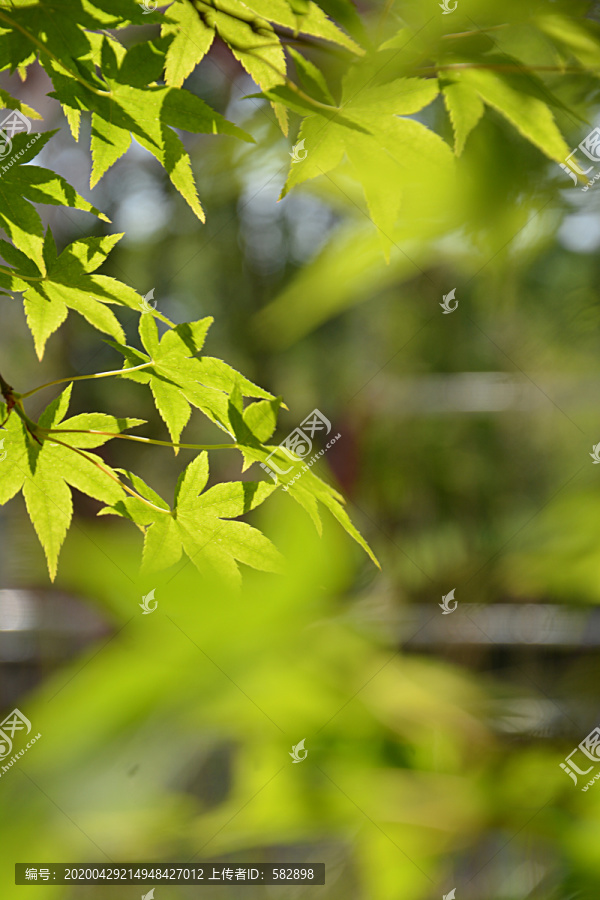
[16,864,325,885]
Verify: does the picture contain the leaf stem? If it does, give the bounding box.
[45,435,171,513]
[20,362,156,399]
[45,429,239,451]
[0,264,43,283]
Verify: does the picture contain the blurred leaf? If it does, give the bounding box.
[456,66,570,162]
[442,78,485,155]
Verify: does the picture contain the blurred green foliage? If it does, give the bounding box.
[3,0,600,897]
[0,510,514,900]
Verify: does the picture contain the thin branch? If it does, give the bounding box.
[0,370,15,427]
[46,429,239,451]
[441,24,510,39]
[19,361,156,399]
[0,370,13,404]
[377,0,396,43]
[277,30,355,59]
[0,373,42,441]
[419,63,598,74]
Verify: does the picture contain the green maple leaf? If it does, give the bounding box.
[109,315,274,446]
[242,0,362,54]
[0,385,145,580]
[0,130,108,264]
[0,0,149,74]
[194,0,290,132]
[273,75,452,257]
[0,89,42,120]
[162,0,216,88]
[5,229,145,359]
[0,402,32,507]
[288,47,335,106]
[250,443,378,567]
[285,463,378,567]
[537,13,600,69]
[0,4,91,73]
[442,78,485,156]
[307,0,366,44]
[453,63,570,163]
[100,453,282,585]
[47,36,254,220]
[225,395,379,567]
[162,0,361,129]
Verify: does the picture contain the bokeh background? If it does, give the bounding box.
[3,2,600,897]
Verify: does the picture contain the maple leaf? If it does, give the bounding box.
[0,131,109,265]
[3,229,144,359]
[100,453,282,586]
[226,393,379,567]
[109,315,274,447]
[0,386,145,579]
[262,73,453,257]
[47,36,254,222]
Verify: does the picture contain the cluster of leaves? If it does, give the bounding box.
[0,307,377,581]
[2,0,594,248]
[1,0,599,580]
[0,0,386,581]
[267,2,600,255]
